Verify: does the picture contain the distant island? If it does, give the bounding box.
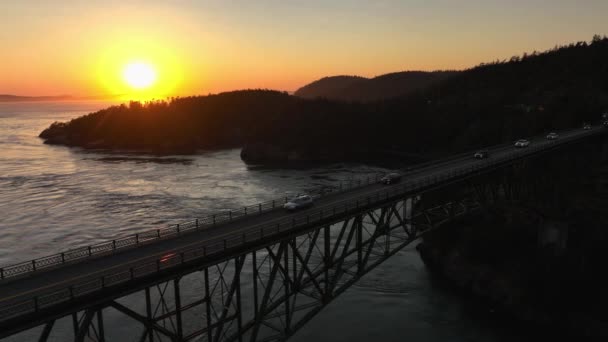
[0,94,124,102]
[40,36,608,163]
[294,71,458,102]
[0,94,74,102]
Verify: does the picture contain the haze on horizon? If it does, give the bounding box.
[1,0,607,99]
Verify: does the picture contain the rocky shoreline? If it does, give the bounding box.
[416,202,608,339]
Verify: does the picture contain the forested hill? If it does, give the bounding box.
[294,71,457,102]
[40,36,608,162]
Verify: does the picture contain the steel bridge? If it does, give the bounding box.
[0,127,606,342]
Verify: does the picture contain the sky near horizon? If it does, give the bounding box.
[1,0,607,98]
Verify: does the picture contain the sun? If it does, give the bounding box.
[122,62,157,90]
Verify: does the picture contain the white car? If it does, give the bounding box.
[283,195,314,211]
[583,124,592,130]
[514,139,530,148]
[546,132,558,140]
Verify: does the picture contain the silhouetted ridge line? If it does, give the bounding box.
[294,71,458,102]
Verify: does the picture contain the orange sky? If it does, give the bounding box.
[1,1,607,99]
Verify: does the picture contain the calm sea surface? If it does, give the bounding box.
[0,101,528,341]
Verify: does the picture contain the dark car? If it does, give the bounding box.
[546,132,559,140]
[380,173,402,185]
[474,150,489,159]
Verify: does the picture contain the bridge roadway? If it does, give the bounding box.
[0,127,602,319]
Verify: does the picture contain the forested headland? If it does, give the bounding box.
[40,36,608,162]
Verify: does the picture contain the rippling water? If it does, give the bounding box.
[0,101,529,341]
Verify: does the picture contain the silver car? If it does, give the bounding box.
[546,132,558,140]
[514,139,530,148]
[380,173,402,185]
[283,195,313,211]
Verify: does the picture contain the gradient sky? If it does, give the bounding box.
[1,0,607,97]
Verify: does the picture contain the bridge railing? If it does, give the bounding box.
[0,171,385,281]
[0,128,602,321]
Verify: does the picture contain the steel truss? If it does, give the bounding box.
[29,196,479,342]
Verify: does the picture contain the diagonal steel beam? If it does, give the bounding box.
[213,256,245,342]
[109,301,177,340]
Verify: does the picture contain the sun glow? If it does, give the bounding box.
[96,38,185,101]
[123,62,157,89]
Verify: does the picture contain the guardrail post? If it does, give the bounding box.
[157,229,160,238]
[0,268,3,279]
[113,240,116,250]
[259,203,262,213]
[223,239,227,250]
[88,246,92,256]
[272,200,275,208]
[229,211,232,220]
[61,252,65,263]
[176,224,180,234]
[245,207,247,215]
[196,219,199,229]
[31,260,36,272]
[135,234,139,244]
[213,215,216,226]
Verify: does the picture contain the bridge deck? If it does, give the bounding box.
[0,127,602,323]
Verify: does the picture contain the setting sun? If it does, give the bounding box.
[122,62,157,90]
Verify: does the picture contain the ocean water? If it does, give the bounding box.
[0,101,527,341]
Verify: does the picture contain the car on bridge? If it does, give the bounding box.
[283,195,314,211]
[380,173,402,185]
[603,121,608,128]
[474,150,489,159]
[546,132,559,140]
[583,123,592,130]
[514,139,530,148]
